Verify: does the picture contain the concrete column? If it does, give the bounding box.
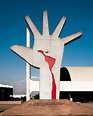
[26,28,31,101]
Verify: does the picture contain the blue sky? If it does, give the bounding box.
[0,0,93,94]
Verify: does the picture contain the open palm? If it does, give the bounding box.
[11,11,82,99]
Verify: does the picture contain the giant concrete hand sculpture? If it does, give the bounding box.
[11,11,82,99]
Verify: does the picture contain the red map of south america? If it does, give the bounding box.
[38,50,56,99]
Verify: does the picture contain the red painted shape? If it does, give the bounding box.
[45,51,49,53]
[51,72,56,99]
[38,50,56,99]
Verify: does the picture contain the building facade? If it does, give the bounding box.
[60,67,93,102]
[0,84,13,101]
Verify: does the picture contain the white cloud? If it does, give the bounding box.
[1,76,39,95]
[12,78,26,95]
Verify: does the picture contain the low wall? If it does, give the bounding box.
[0,101,21,104]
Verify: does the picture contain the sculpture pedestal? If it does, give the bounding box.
[1,99,93,116]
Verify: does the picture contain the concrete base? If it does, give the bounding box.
[0,100,93,116]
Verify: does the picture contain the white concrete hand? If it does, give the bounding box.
[11,11,82,68]
[10,11,82,99]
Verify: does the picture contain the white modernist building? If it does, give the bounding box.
[0,84,13,88]
[29,66,93,92]
[0,84,13,101]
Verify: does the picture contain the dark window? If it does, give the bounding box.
[60,67,71,81]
